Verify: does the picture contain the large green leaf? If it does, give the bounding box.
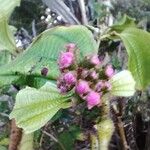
[0,51,12,66]
[0,0,21,20]
[110,70,135,97]
[117,28,150,89]
[110,15,136,33]
[0,19,16,53]
[0,0,21,53]
[10,82,73,133]
[0,25,97,88]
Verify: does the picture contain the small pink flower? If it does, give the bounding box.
[90,70,99,80]
[58,52,74,69]
[64,72,76,85]
[57,77,68,93]
[59,85,68,93]
[104,81,112,91]
[105,65,114,78]
[86,91,101,109]
[90,55,100,65]
[95,81,105,92]
[66,43,76,52]
[81,69,89,78]
[75,80,90,95]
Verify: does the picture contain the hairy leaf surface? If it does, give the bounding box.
[117,28,150,89]
[0,25,97,88]
[10,82,72,133]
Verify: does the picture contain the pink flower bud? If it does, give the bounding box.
[81,69,89,78]
[57,77,68,93]
[58,52,74,69]
[59,85,68,93]
[90,70,99,80]
[104,81,112,91]
[86,91,101,109]
[95,81,105,92]
[105,65,114,78]
[66,43,76,52]
[75,80,90,95]
[64,72,76,85]
[90,55,100,65]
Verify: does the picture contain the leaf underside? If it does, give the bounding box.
[10,82,72,133]
[110,70,136,97]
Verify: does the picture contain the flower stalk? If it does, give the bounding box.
[91,96,114,150]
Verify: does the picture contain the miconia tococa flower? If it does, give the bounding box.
[95,81,105,92]
[95,81,112,91]
[75,80,90,95]
[81,69,89,79]
[90,55,100,66]
[105,65,114,78]
[104,81,112,91]
[86,91,101,109]
[59,85,68,93]
[90,70,99,80]
[58,51,74,69]
[63,72,76,85]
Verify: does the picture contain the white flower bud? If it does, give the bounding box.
[41,16,45,20]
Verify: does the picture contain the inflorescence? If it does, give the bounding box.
[57,43,115,109]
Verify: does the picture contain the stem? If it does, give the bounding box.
[9,119,22,150]
[78,0,88,25]
[18,133,33,150]
[91,95,114,150]
[117,117,128,150]
[100,34,111,40]
[112,101,129,150]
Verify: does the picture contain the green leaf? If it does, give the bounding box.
[110,15,136,32]
[0,16,17,53]
[117,28,150,89]
[0,0,21,53]
[0,25,97,88]
[9,82,72,133]
[0,138,9,146]
[0,145,7,150]
[0,0,21,20]
[0,51,12,66]
[110,70,136,97]
[55,125,82,150]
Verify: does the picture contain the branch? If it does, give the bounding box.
[78,0,88,25]
[43,131,65,150]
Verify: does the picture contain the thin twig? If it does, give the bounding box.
[78,0,88,25]
[117,117,129,150]
[43,131,66,150]
[32,20,37,37]
[112,101,129,150]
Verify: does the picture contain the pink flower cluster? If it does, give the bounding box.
[57,43,114,110]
